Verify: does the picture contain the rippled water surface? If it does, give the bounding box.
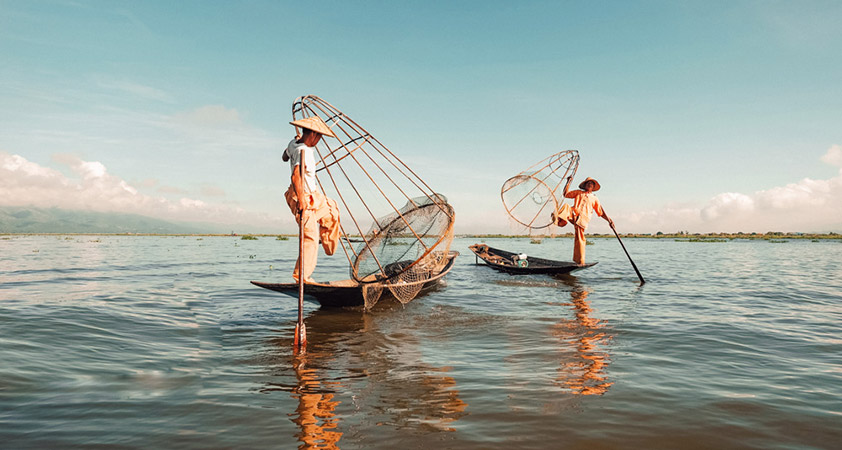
[1,235,841,449]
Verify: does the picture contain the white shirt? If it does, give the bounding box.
[284,138,319,193]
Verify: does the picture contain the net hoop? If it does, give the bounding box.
[500,150,579,230]
[500,175,558,230]
[351,201,455,283]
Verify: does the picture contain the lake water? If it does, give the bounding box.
[1,235,840,449]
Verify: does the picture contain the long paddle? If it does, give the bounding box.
[294,163,307,351]
[608,220,645,284]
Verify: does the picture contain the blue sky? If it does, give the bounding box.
[1,0,841,233]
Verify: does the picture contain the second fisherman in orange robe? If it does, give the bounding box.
[552,177,614,265]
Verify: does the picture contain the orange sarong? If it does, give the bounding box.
[553,190,606,265]
[284,186,340,282]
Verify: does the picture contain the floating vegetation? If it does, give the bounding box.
[386,240,412,246]
[241,235,258,240]
[196,238,203,241]
[530,238,542,244]
[586,240,595,245]
[276,235,289,241]
[249,254,256,259]
[769,239,788,243]
[676,238,728,243]
[811,239,820,242]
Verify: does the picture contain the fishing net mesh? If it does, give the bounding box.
[384,244,451,303]
[386,268,427,304]
[358,197,454,308]
[501,150,579,230]
[353,195,455,285]
[362,283,383,309]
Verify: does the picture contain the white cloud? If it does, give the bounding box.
[0,151,283,230]
[755,178,832,209]
[178,198,206,209]
[0,153,69,194]
[616,146,842,233]
[700,192,754,221]
[821,144,842,167]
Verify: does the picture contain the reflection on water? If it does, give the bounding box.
[290,355,342,449]
[263,307,467,448]
[552,275,613,395]
[417,367,467,432]
[262,310,355,449]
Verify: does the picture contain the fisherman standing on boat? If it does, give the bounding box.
[552,177,614,266]
[283,116,341,283]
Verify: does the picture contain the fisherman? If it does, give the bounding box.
[551,177,614,265]
[283,116,341,283]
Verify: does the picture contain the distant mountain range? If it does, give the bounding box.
[0,206,226,234]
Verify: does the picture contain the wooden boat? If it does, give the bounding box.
[251,251,459,308]
[469,243,596,275]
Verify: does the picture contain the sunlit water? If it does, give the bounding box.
[1,235,840,449]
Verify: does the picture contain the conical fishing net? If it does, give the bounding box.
[353,195,454,282]
[353,195,453,305]
[292,96,456,303]
[501,150,579,229]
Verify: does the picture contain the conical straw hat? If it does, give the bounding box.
[578,177,601,191]
[290,115,336,138]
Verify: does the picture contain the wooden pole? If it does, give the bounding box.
[609,222,645,284]
[294,163,307,351]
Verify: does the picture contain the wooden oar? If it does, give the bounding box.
[293,164,307,352]
[609,222,645,284]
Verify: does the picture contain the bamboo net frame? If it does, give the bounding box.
[291,95,456,292]
[500,150,580,230]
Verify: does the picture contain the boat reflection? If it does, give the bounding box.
[263,305,467,448]
[552,274,613,395]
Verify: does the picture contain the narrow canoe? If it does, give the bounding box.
[251,251,459,308]
[468,243,596,275]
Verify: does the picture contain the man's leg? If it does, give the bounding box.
[573,225,586,265]
[293,210,320,282]
[553,203,572,227]
[316,197,340,256]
